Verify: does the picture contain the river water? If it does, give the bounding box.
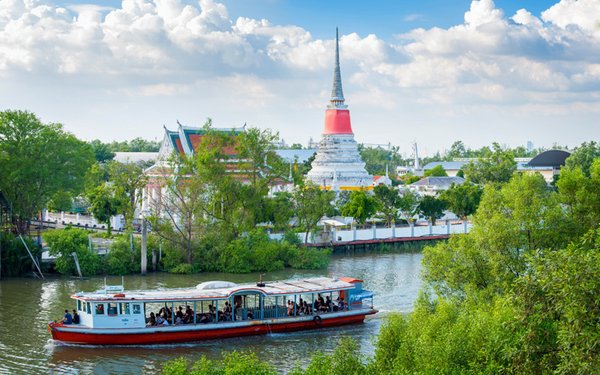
[0,252,422,374]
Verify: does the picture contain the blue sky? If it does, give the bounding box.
[1,0,599,156]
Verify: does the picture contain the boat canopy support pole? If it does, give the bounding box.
[193,301,197,324]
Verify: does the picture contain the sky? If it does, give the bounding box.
[1,0,599,157]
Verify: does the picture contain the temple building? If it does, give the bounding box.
[306,29,373,191]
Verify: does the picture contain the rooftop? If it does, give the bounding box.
[73,277,356,302]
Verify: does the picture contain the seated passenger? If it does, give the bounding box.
[338,298,346,310]
[175,316,184,325]
[247,310,254,320]
[147,312,156,326]
[176,306,184,320]
[185,306,194,323]
[72,309,80,324]
[287,300,294,316]
[62,309,73,324]
[325,296,332,311]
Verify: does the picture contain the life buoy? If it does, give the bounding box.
[313,315,322,325]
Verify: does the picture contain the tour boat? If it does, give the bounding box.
[48,276,377,345]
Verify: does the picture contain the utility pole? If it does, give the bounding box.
[141,214,147,275]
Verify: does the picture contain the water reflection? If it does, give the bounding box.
[1,252,422,374]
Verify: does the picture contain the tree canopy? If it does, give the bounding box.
[463,143,517,185]
[0,110,94,230]
[439,181,482,220]
[341,190,379,226]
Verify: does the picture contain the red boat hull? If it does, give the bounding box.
[48,311,376,345]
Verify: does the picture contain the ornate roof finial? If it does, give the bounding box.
[328,27,347,109]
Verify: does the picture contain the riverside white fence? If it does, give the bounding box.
[271,221,472,244]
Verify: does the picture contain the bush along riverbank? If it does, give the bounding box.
[41,227,331,276]
[163,171,600,374]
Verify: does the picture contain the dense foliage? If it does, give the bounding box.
[162,155,600,374]
[0,110,94,231]
[89,137,161,162]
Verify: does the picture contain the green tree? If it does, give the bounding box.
[417,195,446,225]
[424,164,448,177]
[108,161,147,229]
[293,184,335,243]
[149,154,208,265]
[556,157,600,234]
[88,185,120,236]
[463,143,516,185]
[262,192,294,231]
[359,144,404,177]
[439,182,483,220]
[397,190,419,223]
[47,191,74,212]
[44,227,102,276]
[341,190,379,226]
[0,110,94,231]
[564,141,600,176]
[446,140,467,159]
[373,185,401,227]
[89,139,115,162]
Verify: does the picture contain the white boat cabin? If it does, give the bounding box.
[70,277,374,329]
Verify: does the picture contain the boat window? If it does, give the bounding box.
[86,302,91,314]
[77,300,82,311]
[95,303,105,315]
[132,304,141,314]
[108,302,118,316]
[119,303,130,315]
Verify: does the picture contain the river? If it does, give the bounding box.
[0,251,422,374]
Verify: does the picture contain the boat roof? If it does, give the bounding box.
[72,277,357,303]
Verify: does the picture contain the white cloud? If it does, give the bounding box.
[0,0,598,151]
[542,0,600,35]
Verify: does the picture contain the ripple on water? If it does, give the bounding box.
[1,252,422,374]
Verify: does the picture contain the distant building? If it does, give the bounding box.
[409,176,465,196]
[113,152,158,164]
[306,29,373,191]
[421,149,571,183]
[525,149,571,182]
[142,122,246,213]
[373,175,392,187]
[422,161,466,177]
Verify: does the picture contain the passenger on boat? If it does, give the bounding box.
[176,306,184,321]
[223,302,232,320]
[338,298,346,310]
[184,306,194,323]
[72,309,80,324]
[62,309,73,324]
[157,314,169,326]
[158,307,166,319]
[175,316,184,325]
[325,296,332,311]
[287,300,294,316]
[247,310,254,320]
[147,312,156,326]
[302,301,311,315]
[197,313,211,324]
